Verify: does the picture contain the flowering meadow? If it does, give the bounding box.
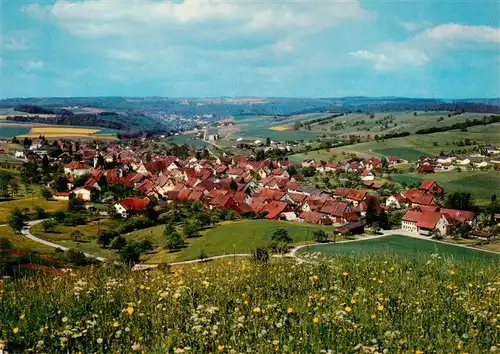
[0,254,499,353]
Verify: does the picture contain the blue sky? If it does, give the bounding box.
[1,0,499,98]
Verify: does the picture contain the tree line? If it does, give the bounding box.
[415,115,500,135]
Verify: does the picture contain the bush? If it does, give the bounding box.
[120,243,141,266]
[41,219,57,233]
[110,235,127,250]
[252,247,269,263]
[165,232,184,252]
[65,249,88,266]
[313,230,328,243]
[97,230,118,248]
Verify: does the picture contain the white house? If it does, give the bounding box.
[72,187,92,201]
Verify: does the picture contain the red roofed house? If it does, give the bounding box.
[402,209,453,236]
[345,189,367,207]
[262,201,289,220]
[299,211,323,224]
[403,189,436,207]
[419,180,444,195]
[64,161,92,177]
[114,197,150,218]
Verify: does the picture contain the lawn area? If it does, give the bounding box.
[298,235,500,261]
[121,220,338,263]
[30,219,119,260]
[0,225,54,253]
[0,198,68,223]
[177,220,336,261]
[391,171,500,204]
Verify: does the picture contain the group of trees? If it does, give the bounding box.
[415,115,500,135]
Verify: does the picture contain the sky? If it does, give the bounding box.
[1,0,499,99]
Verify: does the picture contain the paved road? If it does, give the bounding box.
[21,220,107,262]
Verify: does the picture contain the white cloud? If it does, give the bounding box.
[26,60,44,70]
[25,0,369,38]
[398,21,429,32]
[350,23,499,70]
[423,23,500,43]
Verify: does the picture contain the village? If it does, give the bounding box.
[7,136,499,248]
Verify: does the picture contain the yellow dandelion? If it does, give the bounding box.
[127,306,134,316]
[139,285,145,289]
[312,275,319,282]
[415,350,423,354]
[244,300,248,305]
[468,283,473,288]
[449,269,455,275]
[370,313,376,320]
[253,307,261,313]
[112,321,120,327]
[377,305,384,312]
[345,306,352,312]
[287,307,293,313]
[320,296,326,301]
[217,345,225,351]
[342,272,348,276]
[350,298,357,304]
[177,280,184,286]
[12,327,19,334]
[313,317,319,323]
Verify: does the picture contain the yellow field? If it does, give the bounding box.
[269,125,290,131]
[30,127,99,134]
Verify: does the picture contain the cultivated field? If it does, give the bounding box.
[301,111,489,136]
[391,171,500,204]
[299,235,499,261]
[1,254,498,352]
[291,123,500,163]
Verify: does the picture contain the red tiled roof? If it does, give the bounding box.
[299,211,323,224]
[259,188,285,201]
[187,190,204,201]
[320,201,350,217]
[286,192,307,203]
[439,208,475,222]
[263,201,288,219]
[250,200,267,214]
[346,189,367,202]
[334,188,350,197]
[64,161,90,169]
[402,210,422,222]
[177,188,192,201]
[416,211,442,229]
[119,197,150,211]
[419,180,436,190]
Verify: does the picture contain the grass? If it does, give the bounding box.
[113,220,337,264]
[0,225,54,253]
[0,198,68,223]
[391,171,500,204]
[299,235,500,261]
[178,220,335,261]
[30,219,118,260]
[1,254,499,352]
[371,147,429,161]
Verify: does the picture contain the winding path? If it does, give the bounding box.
[18,220,499,271]
[21,220,107,262]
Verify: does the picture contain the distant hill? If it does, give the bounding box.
[1,97,498,133]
